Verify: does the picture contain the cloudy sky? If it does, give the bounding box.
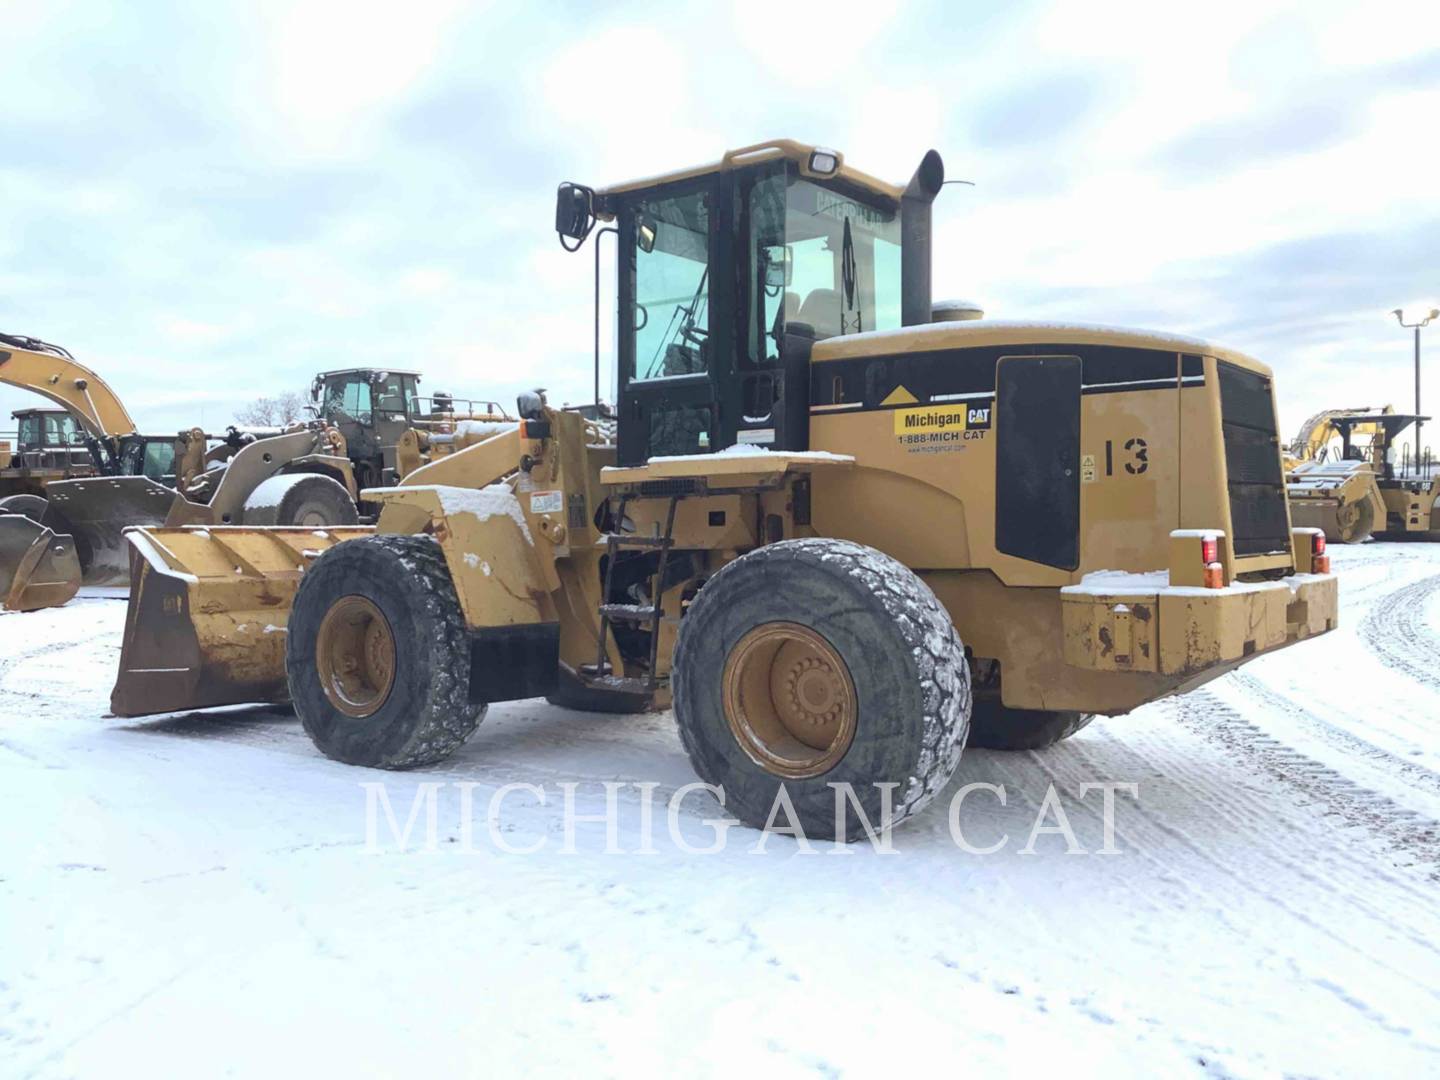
[2,0,1438,447]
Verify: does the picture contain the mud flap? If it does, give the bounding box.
[0,514,82,611]
[44,476,185,585]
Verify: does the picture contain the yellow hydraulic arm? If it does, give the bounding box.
[0,334,138,438]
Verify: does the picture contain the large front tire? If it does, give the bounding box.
[287,534,484,768]
[243,473,358,528]
[673,539,970,840]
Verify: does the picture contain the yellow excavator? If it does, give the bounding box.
[108,140,1337,837]
[0,332,145,609]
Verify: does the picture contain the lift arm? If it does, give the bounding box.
[0,334,138,438]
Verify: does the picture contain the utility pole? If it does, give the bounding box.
[1392,307,1439,474]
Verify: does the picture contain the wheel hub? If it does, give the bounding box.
[722,621,857,779]
[315,595,397,718]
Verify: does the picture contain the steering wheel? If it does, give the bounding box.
[634,303,649,331]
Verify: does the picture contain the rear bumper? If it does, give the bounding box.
[1060,572,1338,677]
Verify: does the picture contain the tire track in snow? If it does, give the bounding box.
[1171,691,1440,880]
[1026,733,1440,1031]
[1225,671,1440,797]
[1359,571,1440,690]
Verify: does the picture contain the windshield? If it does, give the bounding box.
[321,375,373,424]
[749,167,901,363]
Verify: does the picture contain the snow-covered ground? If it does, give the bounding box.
[3,543,1439,1077]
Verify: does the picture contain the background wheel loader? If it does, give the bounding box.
[109,140,1337,837]
[0,332,513,602]
[1285,405,1440,541]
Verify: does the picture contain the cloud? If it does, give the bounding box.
[969,72,1106,148]
[2,0,1438,454]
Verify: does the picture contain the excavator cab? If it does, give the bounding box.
[7,409,89,471]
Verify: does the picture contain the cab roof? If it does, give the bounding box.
[314,368,422,379]
[595,139,906,208]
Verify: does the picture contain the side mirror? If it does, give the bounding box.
[763,245,792,289]
[636,217,657,254]
[556,183,593,242]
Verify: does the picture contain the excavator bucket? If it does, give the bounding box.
[0,514,82,611]
[44,476,181,585]
[110,524,372,716]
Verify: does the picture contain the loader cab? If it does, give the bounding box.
[562,142,941,466]
[312,368,423,485]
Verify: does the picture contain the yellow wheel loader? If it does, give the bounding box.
[109,141,1337,837]
[0,334,509,600]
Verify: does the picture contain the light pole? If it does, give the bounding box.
[1392,306,1440,473]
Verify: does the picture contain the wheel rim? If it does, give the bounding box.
[315,595,397,718]
[722,621,857,779]
[296,506,329,527]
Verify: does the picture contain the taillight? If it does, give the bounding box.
[1312,531,1330,574]
[1201,535,1224,588]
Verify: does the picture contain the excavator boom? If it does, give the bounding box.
[0,334,138,440]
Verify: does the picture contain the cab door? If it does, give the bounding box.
[616,178,733,466]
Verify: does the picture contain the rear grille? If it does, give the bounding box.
[1218,361,1291,556]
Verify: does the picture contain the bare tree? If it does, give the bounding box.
[234,390,308,427]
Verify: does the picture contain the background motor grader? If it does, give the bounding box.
[110,140,1336,837]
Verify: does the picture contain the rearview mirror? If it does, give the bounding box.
[763,245,792,289]
[637,218,657,254]
[555,183,593,242]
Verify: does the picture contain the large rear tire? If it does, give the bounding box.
[243,473,358,528]
[673,539,970,840]
[966,700,1093,750]
[287,534,484,768]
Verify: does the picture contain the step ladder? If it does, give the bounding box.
[583,494,680,692]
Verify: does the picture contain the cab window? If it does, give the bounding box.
[629,187,711,382]
[747,166,902,354]
[322,376,373,424]
[141,439,176,482]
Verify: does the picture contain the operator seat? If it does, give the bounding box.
[797,288,842,339]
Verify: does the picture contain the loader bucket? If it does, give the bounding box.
[110,524,372,716]
[45,476,185,585]
[0,514,82,611]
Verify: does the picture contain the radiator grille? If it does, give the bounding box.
[1218,362,1291,556]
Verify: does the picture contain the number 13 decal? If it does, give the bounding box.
[1105,437,1150,476]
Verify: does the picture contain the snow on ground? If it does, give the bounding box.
[3,545,1440,1077]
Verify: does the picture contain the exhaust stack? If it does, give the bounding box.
[900,149,945,327]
